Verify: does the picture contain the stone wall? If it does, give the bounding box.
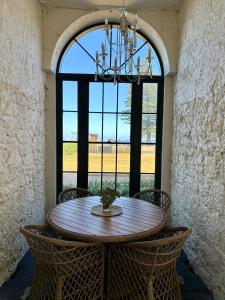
[0,0,46,285]
[171,0,225,298]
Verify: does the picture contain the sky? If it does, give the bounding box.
[61,26,161,142]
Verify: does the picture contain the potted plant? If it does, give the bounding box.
[98,188,120,212]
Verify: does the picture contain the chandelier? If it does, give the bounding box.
[95,1,153,84]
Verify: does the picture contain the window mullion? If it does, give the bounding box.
[77,80,89,189]
[56,76,63,200]
[101,83,104,189]
[129,82,143,196]
[155,80,164,189]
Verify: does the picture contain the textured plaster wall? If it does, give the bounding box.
[0,0,46,285]
[42,6,178,209]
[171,0,225,298]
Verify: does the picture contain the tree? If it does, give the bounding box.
[121,83,157,143]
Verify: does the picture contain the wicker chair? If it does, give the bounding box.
[58,188,94,203]
[133,189,171,212]
[108,227,191,300]
[20,225,104,300]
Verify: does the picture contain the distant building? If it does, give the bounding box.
[70,132,98,142]
[89,134,98,142]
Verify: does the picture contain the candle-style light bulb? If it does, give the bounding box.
[149,60,152,77]
[129,57,133,73]
[129,40,134,57]
[137,55,140,70]
[96,51,99,71]
[148,47,151,60]
[133,31,137,49]
[105,18,108,26]
[101,42,105,54]
[134,14,138,26]
[114,57,117,69]
[95,51,99,80]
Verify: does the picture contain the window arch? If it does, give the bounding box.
[56,24,164,197]
[58,24,162,76]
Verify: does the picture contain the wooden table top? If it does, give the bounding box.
[47,196,166,243]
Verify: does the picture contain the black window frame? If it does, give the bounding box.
[56,23,164,200]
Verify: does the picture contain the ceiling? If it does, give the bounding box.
[40,0,182,10]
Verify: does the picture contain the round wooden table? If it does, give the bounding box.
[47,196,166,243]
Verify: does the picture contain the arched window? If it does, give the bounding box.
[56,24,164,197]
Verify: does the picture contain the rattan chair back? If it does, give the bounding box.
[133,189,171,211]
[58,188,94,203]
[109,227,191,300]
[20,225,104,300]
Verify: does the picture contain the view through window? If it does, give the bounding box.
[57,24,164,197]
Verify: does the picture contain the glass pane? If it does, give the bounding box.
[116,174,129,196]
[76,27,107,62]
[117,114,131,142]
[104,83,117,112]
[118,83,131,113]
[103,144,116,172]
[89,144,102,172]
[140,174,155,190]
[89,113,102,142]
[63,112,77,141]
[88,173,101,195]
[63,81,77,111]
[89,83,103,112]
[142,114,156,143]
[141,145,155,173]
[117,145,130,173]
[103,114,116,142]
[102,173,115,190]
[63,143,77,172]
[60,40,97,74]
[142,83,158,113]
[63,172,77,189]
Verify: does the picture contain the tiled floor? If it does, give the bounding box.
[0,250,214,300]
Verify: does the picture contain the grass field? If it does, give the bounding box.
[63,143,155,173]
